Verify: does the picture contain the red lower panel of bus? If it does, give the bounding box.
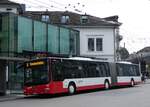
[24,82,68,95]
[24,81,105,95]
[49,82,68,94]
[115,82,130,86]
[77,84,105,91]
[115,81,141,86]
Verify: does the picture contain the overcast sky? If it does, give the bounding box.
[11,0,150,53]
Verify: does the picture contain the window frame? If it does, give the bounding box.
[88,38,94,51]
[96,38,103,51]
[80,15,89,24]
[41,14,50,22]
[87,36,103,52]
[61,15,70,24]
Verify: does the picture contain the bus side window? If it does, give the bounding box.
[96,66,100,77]
[63,60,85,79]
[99,64,102,77]
[104,63,110,77]
[52,60,64,81]
[62,61,72,79]
[99,64,103,77]
[92,63,99,77]
[135,65,140,76]
[99,63,107,77]
[122,64,128,76]
[117,64,124,76]
[129,66,134,76]
[85,63,92,77]
[86,63,98,77]
[82,62,88,78]
[76,65,84,78]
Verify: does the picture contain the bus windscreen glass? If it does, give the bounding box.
[24,60,49,86]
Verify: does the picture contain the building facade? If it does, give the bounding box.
[0,0,25,14]
[24,11,122,62]
[0,12,79,92]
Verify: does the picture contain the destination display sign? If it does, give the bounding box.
[26,61,45,67]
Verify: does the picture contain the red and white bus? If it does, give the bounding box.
[23,57,141,95]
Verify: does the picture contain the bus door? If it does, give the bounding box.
[109,63,117,85]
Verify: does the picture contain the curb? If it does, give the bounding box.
[0,95,25,102]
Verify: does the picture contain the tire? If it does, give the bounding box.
[68,83,76,94]
[131,80,135,87]
[104,81,110,90]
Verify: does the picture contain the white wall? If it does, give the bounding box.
[75,27,115,62]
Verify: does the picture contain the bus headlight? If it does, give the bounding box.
[44,88,50,93]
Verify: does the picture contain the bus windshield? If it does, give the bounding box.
[24,61,49,86]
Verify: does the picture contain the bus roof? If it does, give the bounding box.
[29,57,108,63]
[116,61,138,65]
[26,57,140,64]
[68,57,93,61]
[117,61,132,64]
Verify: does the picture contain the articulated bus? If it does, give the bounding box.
[23,57,141,95]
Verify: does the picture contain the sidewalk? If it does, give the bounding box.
[0,94,25,102]
[0,91,25,102]
[144,79,150,84]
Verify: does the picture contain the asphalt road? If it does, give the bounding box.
[0,82,150,107]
